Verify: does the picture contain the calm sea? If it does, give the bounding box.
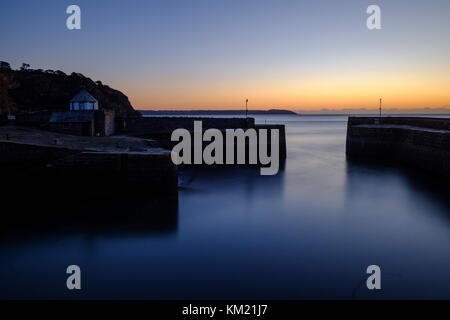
[1,114,450,299]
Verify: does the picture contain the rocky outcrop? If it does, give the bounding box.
[0,68,140,118]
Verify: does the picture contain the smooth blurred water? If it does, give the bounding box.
[1,114,450,299]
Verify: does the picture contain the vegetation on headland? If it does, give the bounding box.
[0,61,139,118]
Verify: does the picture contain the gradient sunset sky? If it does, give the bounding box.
[1,0,450,110]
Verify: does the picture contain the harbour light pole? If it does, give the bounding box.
[379,98,382,117]
[245,98,248,118]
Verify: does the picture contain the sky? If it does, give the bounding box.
[1,0,450,110]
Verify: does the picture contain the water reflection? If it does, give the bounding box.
[180,163,286,196]
[0,194,179,243]
[2,115,450,299]
[344,159,450,299]
[346,159,450,225]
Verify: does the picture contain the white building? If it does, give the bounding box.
[70,89,99,111]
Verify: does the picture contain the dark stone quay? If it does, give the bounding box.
[346,117,450,179]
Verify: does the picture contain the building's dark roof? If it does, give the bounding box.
[70,89,98,103]
[49,111,94,123]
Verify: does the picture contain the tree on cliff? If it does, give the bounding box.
[0,61,11,70]
[0,68,141,118]
[20,63,30,71]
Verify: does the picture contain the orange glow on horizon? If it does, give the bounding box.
[120,71,450,111]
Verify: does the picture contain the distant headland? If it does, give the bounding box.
[294,107,450,115]
[139,109,297,116]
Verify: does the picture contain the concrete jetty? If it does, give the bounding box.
[346,117,450,178]
[0,126,178,197]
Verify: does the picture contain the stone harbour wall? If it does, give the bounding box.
[346,117,450,178]
[117,116,287,162]
[0,140,178,197]
[118,116,256,134]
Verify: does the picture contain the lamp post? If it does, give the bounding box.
[379,98,382,118]
[245,98,248,118]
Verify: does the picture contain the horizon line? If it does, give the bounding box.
[137,106,450,113]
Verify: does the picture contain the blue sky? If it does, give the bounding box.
[1,0,450,109]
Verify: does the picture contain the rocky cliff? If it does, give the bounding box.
[0,68,140,118]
